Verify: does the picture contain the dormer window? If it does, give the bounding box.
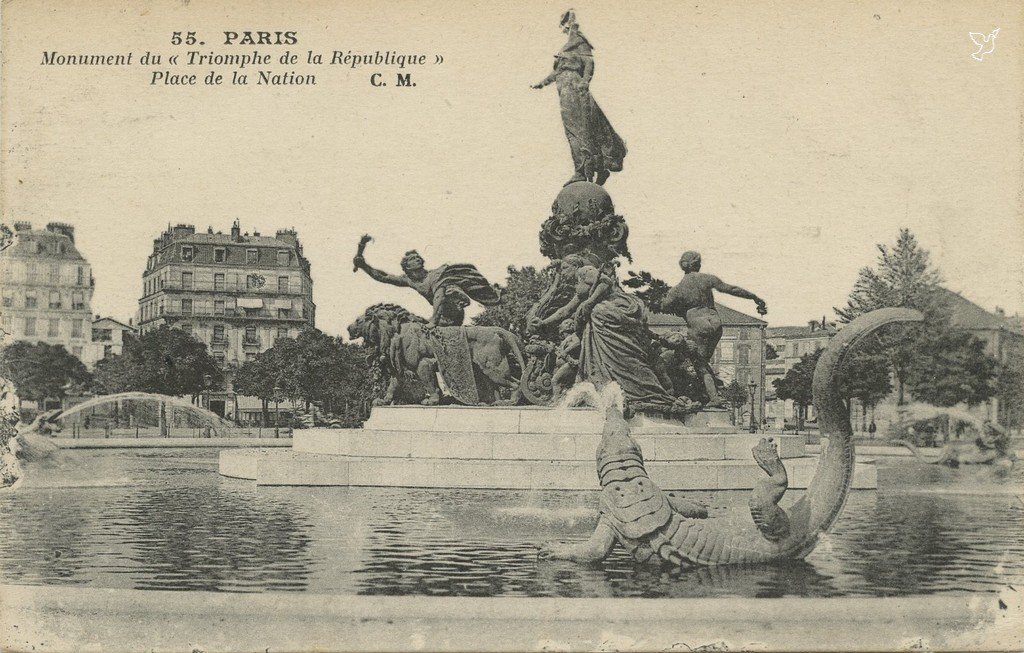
[214,248,226,263]
[277,250,290,266]
[181,246,195,262]
[246,249,258,265]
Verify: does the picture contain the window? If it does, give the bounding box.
[49,264,59,283]
[181,246,195,262]
[214,248,226,263]
[791,343,798,356]
[103,345,113,358]
[214,300,225,315]
[93,328,112,342]
[277,327,288,339]
[24,318,36,336]
[77,266,84,286]
[28,240,39,254]
[278,308,291,319]
[245,352,257,362]
[1,316,12,335]
[246,249,258,265]
[1,290,12,307]
[737,345,750,365]
[48,290,61,309]
[159,300,165,315]
[72,319,83,338]
[735,368,750,387]
[182,271,193,289]
[25,292,37,309]
[213,324,225,343]
[214,273,225,291]
[47,319,59,337]
[278,276,289,293]
[245,325,257,341]
[26,263,40,282]
[277,250,290,266]
[213,353,225,366]
[72,291,85,310]
[181,299,193,315]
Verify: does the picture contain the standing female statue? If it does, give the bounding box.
[531,10,627,186]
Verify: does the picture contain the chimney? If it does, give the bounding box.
[231,219,241,242]
[275,228,298,247]
[172,224,196,239]
[808,320,818,332]
[46,222,75,242]
[13,221,31,231]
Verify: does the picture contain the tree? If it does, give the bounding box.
[722,379,748,426]
[836,228,944,323]
[0,341,91,406]
[473,265,551,339]
[997,354,1024,430]
[834,228,1001,413]
[838,347,893,431]
[765,343,780,360]
[773,350,821,431]
[234,328,371,425]
[92,326,221,396]
[906,328,997,408]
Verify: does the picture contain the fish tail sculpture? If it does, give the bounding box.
[539,307,923,566]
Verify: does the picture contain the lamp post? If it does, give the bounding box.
[748,380,757,434]
[202,374,213,438]
[273,384,282,438]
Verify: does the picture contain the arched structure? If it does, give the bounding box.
[56,392,233,431]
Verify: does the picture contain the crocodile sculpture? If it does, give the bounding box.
[539,307,923,565]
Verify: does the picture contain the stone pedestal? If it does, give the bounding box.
[218,405,876,489]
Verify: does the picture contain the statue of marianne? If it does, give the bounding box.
[531,10,627,186]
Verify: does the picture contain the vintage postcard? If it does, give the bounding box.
[1,0,1022,651]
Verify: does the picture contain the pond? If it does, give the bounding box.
[0,448,1021,598]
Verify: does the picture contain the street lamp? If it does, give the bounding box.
[748,380,757,434]
[202,374,213,438]
[273,384,282,438]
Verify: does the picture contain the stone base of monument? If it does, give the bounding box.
[218,405,877,489]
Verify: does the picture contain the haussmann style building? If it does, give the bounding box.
[0,222,95,361]
[137,221,315,419]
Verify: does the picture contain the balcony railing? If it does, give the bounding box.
[155,280,304,295]
[157,307,308,322]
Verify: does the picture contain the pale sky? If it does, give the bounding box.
[3,0,1022,337]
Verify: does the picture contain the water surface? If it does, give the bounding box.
[0,449,1021,598]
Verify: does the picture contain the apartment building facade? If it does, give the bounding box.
[0,222,94,360]
[137,221,315,417]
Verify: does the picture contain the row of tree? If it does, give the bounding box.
[773,229,1021,431]
[0,326,371,425]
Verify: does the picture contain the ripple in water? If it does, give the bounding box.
[0,450,1020,597]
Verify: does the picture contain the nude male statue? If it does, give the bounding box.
[353,240,500,328]
[660,251,767,407]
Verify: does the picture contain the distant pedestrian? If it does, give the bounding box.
[868,421,877,438]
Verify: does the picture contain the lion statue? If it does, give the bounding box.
[347,303,529,406]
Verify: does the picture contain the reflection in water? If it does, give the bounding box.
[0,451,1021,597]
[113,485,315,591]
